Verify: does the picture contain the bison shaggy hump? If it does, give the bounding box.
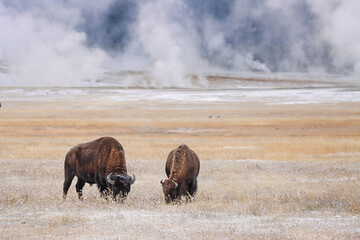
[63,137,135,201]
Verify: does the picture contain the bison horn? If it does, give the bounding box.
[130,174,136,185]
[172,180,178,188]
[107,173,115,185]
[160,179,166,184]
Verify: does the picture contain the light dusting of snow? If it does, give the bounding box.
[1,87,359,105]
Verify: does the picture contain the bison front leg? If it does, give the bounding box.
[97,184,109,200]
[75,178,85,200]
[175,183,188,203]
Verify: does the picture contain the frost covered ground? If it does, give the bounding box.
[1,78,360,239]
[1,158,360,239]
[1,84,360,105]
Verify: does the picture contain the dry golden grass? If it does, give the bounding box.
[1,158,360,239]
[1,101,359,161]
[1,88,360,239]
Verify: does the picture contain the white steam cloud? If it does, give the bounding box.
[137,0,193,87]
[0,1,110,86]
[313,0,360,75]
[0,0,359,87]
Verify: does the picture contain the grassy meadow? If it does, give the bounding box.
[0,87,360,239]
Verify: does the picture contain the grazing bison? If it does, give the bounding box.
[160,144,200,203]
[63,137,135,201]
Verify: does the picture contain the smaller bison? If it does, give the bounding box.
[63,137,135,201]
[160,144,200,203]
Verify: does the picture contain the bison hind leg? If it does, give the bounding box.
[63,171,75,200]
[186,178,198,202]
[75,178,86,200]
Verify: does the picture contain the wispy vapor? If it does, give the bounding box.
[0,0,359,87]
[0,0,110,86]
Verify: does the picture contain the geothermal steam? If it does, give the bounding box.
[0,0,359,87]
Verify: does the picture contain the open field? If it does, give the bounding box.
[1,86,360,239]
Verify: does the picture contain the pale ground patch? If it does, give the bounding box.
[0,85,360,239]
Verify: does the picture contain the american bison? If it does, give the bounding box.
[63,137,135,201]
[160,144,200,203]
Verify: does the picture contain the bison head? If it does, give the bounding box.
[160,178,178,203]
[107,173,136,200]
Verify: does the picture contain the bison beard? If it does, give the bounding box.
[63,137,135,201]
[160,144,200,203]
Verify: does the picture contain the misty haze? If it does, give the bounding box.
[1,1,360,239]
[0,0,360,87]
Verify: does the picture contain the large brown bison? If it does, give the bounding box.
[160,144,200,203]
[63,137,135,201]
